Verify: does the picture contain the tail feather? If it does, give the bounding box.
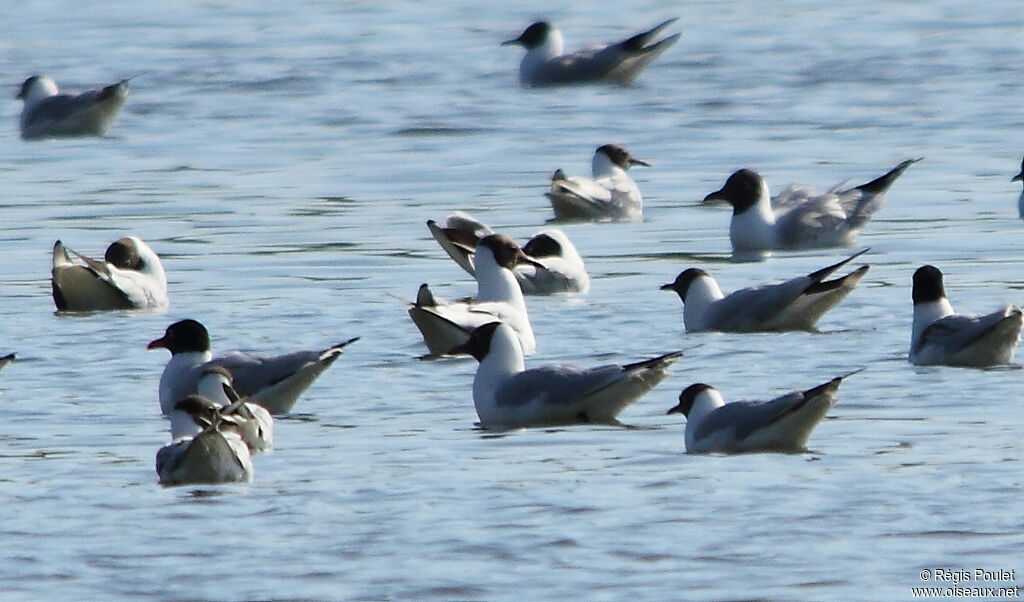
[851,158,922,195]
[805,248,870,284]
[621,18,679,51]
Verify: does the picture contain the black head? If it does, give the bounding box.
[447,322,503,361]
[912,265,945,304]
[666,383,715,417]
[147,319,211,354]
[478,233,542,270]
[105,237,142,270]
[596,144,650,169]
[15,75,43,100]
[703,169,763,214]
[503,21,550,48]
[172,394,220,427]
[522,233,562,259]
[659,268,709,301]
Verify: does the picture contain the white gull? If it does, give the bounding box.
[703,159,921,253]
[502,19,680,87]
[909,265,1022,367]
[427,212,589,294]
[16,75,129,139]
[660,249,869,332]
[409,234,539,356]
[666,373,856,454]
[148,319,359,415]
[546,144,649,222]
[450,322,682,430]
[51,237,167,312]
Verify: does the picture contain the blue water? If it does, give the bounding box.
[1,1,1021,600]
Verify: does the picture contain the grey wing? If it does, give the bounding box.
[693,393,805,443]
[494,364,624,408]
[25,92,101,126]
[774,192,848,248]
[915,312,1016,354]
[545,44,622,83]
[211,350,323,396]
[708,278,811,330]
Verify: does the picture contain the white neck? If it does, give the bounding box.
[730,179,778,251]
[912,298,954,347]
[473,325,525,417]
[196,371,232,405]
[684,389,726,450]
[683,276,725,331]
[475,246,525,307]
[158,350,212,414]
[23,77,59,105]
[169,409,201,440]
[592,151,626,179]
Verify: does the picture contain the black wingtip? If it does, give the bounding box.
[853,158,922,195]
[805,248,871,283]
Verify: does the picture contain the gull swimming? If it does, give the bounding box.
[450,322,682,430]
[157,395,254,486]
[51,237,168,312]
[546,144,649,222]
[16,75,129,139]
[409,234,539,356]
[1012,157,1024,219]
[660,249,870,332]
[196,366,274,453]
[666,373,856,454]
[427,212,590,294]
[148,319,359,415]
[703,159,921,253]
[502,19,680,87]
[909,265,1023,367]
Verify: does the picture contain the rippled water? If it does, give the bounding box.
[1,1,1022,600]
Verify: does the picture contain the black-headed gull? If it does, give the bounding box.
[409,234,539,356]
[546,144,649,222]
[196,366,274,453]
[666,373,856,454]
[703,159,921,252]
[1012,157,1024,219]
[502,19,680,87]
[427,212,590,294]
[51,237,168,312]
[157,395,254,486]
[148,319,359,415]
[16,75,129,139]
[450,322,682,430]
[660,249,870,332]
[910,265,1023,367]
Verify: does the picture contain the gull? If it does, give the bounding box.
[502,19,680,87]
[196,366,274,453]
[546,144,649,222]
[1012,157,1024,219]
[409,234,539,356]
[659,249,870,332]
[450,322,682,430]
[51,237,167,312]
[703,159,921,252]
[666,373,857,454]
[148,319,359,415]
[909,265,1023,367]
[16,75,129,139]
[427,212,590,294]
[156,395,254,486]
